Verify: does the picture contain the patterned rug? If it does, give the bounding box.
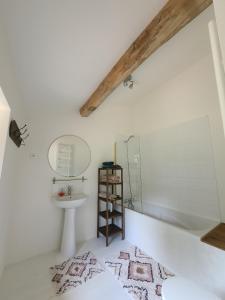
[104,246,174,300]
[50,251,104,295]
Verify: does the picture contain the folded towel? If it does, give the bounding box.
[101,179,121,183]
[99,192,118,200]
[101,175,120,179]
[102,161,114,166]
[100,175,121,183]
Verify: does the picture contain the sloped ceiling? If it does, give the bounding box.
[0,0,166,113]
[0,1,213,114]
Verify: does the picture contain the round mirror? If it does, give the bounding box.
[48,135,91,177]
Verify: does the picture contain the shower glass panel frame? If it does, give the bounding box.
[116,135,142,212]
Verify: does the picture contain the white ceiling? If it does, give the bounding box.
[105,6,214,109]
[0,0,167,113]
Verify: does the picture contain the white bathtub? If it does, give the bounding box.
[125,207,225,299]
[142,201,219,236]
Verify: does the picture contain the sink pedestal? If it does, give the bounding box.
[61,208,76,258]
[52,193,87,259]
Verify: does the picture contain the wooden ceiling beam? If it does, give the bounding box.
[80,0,212,117]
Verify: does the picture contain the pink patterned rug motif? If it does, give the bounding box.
[104,246,174,300]
[50,251,104,295]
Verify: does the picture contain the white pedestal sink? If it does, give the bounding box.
[53,193,87,259]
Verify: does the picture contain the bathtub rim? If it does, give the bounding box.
[125,206,220,238]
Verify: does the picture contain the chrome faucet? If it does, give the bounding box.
[67,185,72,197]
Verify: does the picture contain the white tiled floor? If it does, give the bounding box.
[0,237,131,300]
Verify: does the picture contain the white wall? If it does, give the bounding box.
[0,88,10,178]
[131,54,225,221]
[213,0,225,70]
[0,24,27,276]
[140,116,220,221]
[5,104,131,265]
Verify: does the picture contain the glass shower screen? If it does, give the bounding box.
[116,135,142,212]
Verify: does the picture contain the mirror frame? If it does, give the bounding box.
[48,134,91,177]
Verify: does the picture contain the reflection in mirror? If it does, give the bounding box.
[48,135,91,177]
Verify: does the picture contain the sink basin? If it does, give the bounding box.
[53,193,87,259]
[53,193,87,209]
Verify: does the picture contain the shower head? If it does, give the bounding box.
[124,135,135,143]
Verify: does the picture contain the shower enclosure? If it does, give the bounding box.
[116,117,221,231]
[116,135,142,212]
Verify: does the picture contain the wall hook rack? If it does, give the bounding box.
[9,120,30,147]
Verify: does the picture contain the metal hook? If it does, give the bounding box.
[19,124,27,130]
[20,128,28,135]
[23,133,30,140]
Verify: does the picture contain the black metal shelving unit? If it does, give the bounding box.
[97,166,124,246]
